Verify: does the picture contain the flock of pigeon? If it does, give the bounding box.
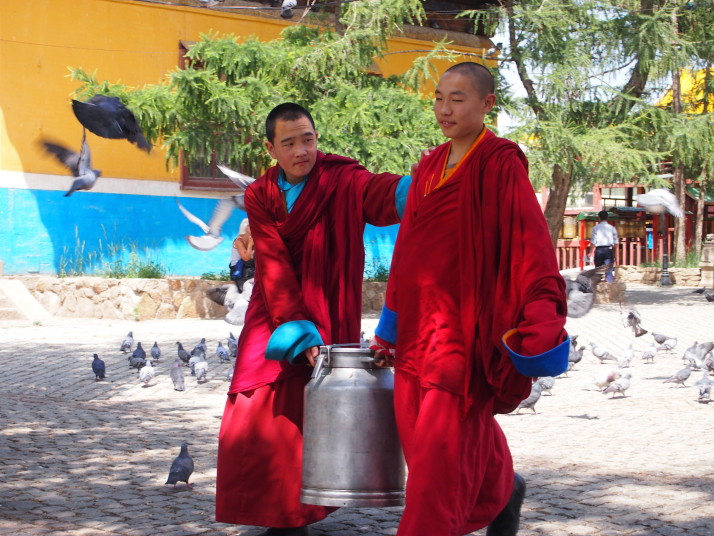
[516,297,714,414]
[90,328,239,488]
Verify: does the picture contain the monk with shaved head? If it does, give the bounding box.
[373,62,569,535]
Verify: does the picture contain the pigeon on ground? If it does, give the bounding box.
[176,342,191,365]
[652,332,676,347]
[592,369,621,390]
[516,383,543,414]
[120,331,134,353]
[128,354,146,371]
[681,341,712,370]
[636,188,684,218]
[170,358,185,391]
[534,376,555,396]
[602,373,632,398]
[227,336,237,358]
[132,342,146,360]
[195,359,209,382]
[190,344,206,361]
[139,359,155,386]
[188,353,201,376]
[703,353,714,374]
[664,364,692,387]
[40,132,102,196]
[196,338,208,354]
[91,353,105,381]
[618,343,634,369]
[589,341,617,364]
[569,345,585,366]
[71,95,151,152]
[694,372,713,401]
[176,197,248,251]
[562,264,609,318]
[151,342,161,363]
[641,342,659,363]
[216,342,230,363]
[620,306,647,337]
[165,442,194,488]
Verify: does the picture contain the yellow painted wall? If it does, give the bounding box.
[1,0,492,183]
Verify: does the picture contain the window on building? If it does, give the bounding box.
[178,41,240,191]
[599,187,630,208]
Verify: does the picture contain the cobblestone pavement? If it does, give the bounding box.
[1,284,713,535]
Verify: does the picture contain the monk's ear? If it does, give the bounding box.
[483,93,497,113]
[265,140,277,159]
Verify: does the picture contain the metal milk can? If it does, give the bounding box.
[300,345,406,507]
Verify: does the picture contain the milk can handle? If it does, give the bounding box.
[311,343,374,378]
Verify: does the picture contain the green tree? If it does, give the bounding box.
[69,0,448,178]
[466,0,714,252]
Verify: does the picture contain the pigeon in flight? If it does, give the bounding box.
[217,164,255,190]
[91,354,106,381]
[151,342,161,363]
[636,188,684,218]
[602,372,632,398]
[516,382,543,414]
[165,442,194,488]
[120,331,134,353]
[72,96,151,152]
[664,364,692,387]
[207,284,250,325]
[41,132,102,196]
[170,358,185,391]
[562,264,609,318]
[281,0,297,18]
[620,306,647,337]
[176,198,237,251]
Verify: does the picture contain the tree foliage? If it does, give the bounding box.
[466,0,714,247]
[69,0,447,178]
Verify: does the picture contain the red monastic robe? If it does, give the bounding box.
[216,152,402,527]
[386,129,567,535]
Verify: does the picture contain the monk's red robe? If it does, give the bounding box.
[385,129,567,535]
[216,152,402,527]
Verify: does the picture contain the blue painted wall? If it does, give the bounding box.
[0,188,398,277]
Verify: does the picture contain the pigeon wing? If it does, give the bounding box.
[41,141,81,176]
[176,199,211,234]
[217,164,255,190]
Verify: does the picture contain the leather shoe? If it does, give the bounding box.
[257,527,309,536]
[486,473,526,536]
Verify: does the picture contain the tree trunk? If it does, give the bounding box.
[671,67,687,262]
[543,164,572,248]
[694,182,705,256]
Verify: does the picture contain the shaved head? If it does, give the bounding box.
[444,62,495,97]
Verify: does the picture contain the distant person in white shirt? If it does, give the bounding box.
[589,210,618,282]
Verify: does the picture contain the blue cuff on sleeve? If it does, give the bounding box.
[395,175,412,220]
[501,329,570,378]
[266,320,324,363]
[375,305,398,345]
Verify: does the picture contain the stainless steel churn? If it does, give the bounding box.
[300,344,406,507]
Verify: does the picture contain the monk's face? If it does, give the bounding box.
[265,117,318,184]
[434,71,496,144]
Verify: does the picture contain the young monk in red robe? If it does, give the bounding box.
[215,103,411,536]
[373,63,570,536]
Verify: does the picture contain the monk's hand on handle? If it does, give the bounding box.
[304,346,319,367]
[369,339,395,368]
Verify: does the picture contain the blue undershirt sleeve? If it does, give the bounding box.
[375,305,398,346]
[395,175,412,220]
[266,320,324,363]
